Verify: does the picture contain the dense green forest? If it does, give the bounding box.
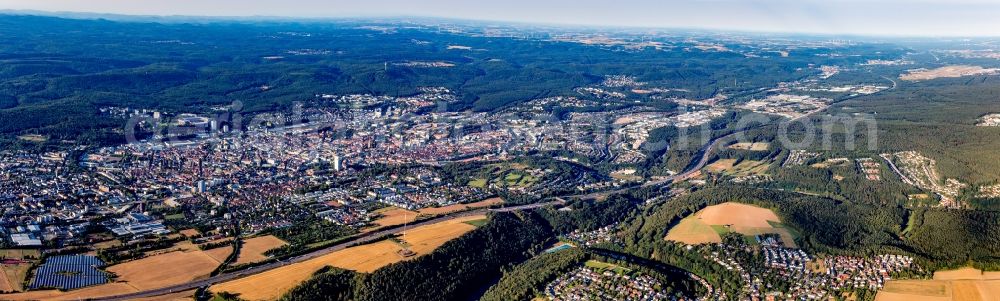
[797,77,1000,184]
[536,194,639,234]
[0,14,899,149]
[479,248,589,301]
[276,211,555,301]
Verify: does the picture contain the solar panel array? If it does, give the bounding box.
[29,255,110,290]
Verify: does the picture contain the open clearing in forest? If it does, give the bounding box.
[665,202,797,247]
[705,159,738,173]
[728,142,770,151]
[210,215,485,301]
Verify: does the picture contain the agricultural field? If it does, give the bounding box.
[0,264,29,292]
[148,238,231,259]
[728,142,770,151]
[0,249,40,292]
[1,248,228,300]
[0,282,141,300]
[234,235,288,265]
[370,207,419,227]
[665,214,724,244]
[666,202,797,247]
[876,268,1000,301]
[367,198,501,231]
[203,245,235,263]
[179,229,201,237]
[107,249,228,291]
[133,289,197,301]
[210,215,485,300]
[416,197,503,215]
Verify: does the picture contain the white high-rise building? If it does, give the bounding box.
[333,154,343,172]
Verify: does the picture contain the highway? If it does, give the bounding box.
[91,201,564,301]
[570,131,734,201]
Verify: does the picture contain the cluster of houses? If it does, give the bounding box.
[696,236,919,301]
[857,158,883,181]
[544,266,671,301]
[563,223,619,247]
[822,254,915,290]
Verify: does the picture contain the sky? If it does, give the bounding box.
[2,0,1000,37]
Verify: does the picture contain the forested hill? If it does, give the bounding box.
[624,186,1000,271]
[0,14,895,148]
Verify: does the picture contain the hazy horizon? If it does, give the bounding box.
[2,0,1000,37]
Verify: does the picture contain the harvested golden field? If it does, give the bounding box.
[0,247,227,300]
[665,202,796,247]
[665,215,722,244]
[204,245,235,263]
[876,268,1000,301]
[935,267,986,280]
[0,267,13,292]
[0,282,139,300]
[417,197,503,215]
[697,202,779,228]
[0,263,31,292]
[371,207,419,227]
[108,249,225,291]
[211,215,485,301]
[983,271,1000,280]
[952,281,984,301]
[234,235,288,265]
[132,289,197,301]
[900,65,1000,81]
[877,280,952,301]
[728,142,770,151]
[179,229,201,237]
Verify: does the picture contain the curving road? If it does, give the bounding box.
[570,132,734,201]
